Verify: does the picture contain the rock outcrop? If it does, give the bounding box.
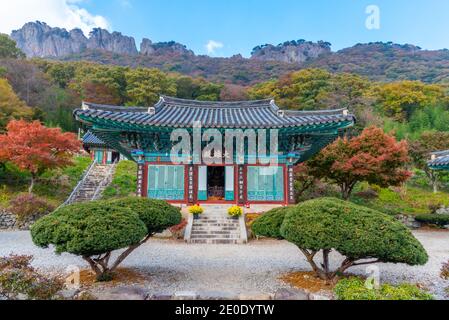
[140,38,194,56]
[10,21,138,58]
[251,40,331,65]
[87,28,138,55]
[11,21,88,58]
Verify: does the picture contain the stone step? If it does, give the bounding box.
[191,231,240,235]
[188,239,243,244]
[190,235,241,239]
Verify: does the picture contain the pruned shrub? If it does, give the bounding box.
[253,198,428,282]
[109,197,182,234]
[31,197,181,281]
[415,214,449,227]
[334,278,433,300]
[8,193,55,222]
[251,207,290,239]
[0,254,64,300]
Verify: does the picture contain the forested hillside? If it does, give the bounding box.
[2,32,449,146]
[9,22,449,85]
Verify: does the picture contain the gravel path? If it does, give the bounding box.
[0,230,448,299]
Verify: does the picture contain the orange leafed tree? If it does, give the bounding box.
[0,120,81,193]
[307,126,411,200]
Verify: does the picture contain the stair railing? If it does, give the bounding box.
[92,160,118,201]
[58,160,97,209]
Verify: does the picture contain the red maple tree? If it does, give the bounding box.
[0,120,81,193]
[307,126,411,200]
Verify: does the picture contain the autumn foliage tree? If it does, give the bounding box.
[307,126,411,200]
[0,120,81,193]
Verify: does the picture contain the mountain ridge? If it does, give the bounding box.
[9,21,449,85]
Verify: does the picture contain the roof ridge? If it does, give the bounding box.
[160,95,274,108]
[284,108,348,116]
[83,101,147,112]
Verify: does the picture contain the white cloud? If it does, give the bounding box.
[0,0,110,36]
[205,40,224,55]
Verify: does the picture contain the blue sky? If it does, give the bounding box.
[2,0,449,57]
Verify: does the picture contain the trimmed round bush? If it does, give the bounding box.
[252,207,291,239]
[31,197,183,281]
[415,214,449,227]
[31,201,147,256]
[281,198,428,266]
[109,197,182,234]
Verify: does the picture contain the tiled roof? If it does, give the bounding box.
[74,96,355,129]
[82,131,106,146]
[428,150,449,168]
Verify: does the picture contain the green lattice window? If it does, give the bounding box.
[148,165,185,200]
[247,166,284,202]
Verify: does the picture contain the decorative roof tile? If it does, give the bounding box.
[428,150,449,168]
[82,131,106,146]
[74,96,355,129]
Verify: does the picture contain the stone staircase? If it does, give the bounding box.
[65,162,116,204]
[186,205,247,244]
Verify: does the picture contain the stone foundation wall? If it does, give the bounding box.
[0,209,44,230]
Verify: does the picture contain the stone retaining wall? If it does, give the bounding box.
[0,209,44,230]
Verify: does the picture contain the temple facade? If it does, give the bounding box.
[74,96,355,206]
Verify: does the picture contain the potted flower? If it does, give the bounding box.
[228,205,243,219]
[189,205,204,219]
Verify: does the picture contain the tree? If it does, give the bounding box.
[307,126,411,200]
[253,198,428,283]
[31,197,182,281]
[0,120,81,193]
[0,34,25,59]
[0,78,33,131]
[125,68,176,106]
[371,81,448,121]
[409,131,449,192]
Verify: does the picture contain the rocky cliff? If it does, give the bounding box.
[250,40,332,65]
[140,38,194,56]
[11,21,87,57]
[11,21,138,57]
[87,28,138,55]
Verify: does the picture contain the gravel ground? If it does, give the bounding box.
[0,230,448,299]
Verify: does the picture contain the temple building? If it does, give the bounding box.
[74,96,355,206]
[82,131,122,164]
[428,150,449,170]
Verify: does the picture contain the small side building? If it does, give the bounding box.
[82,131,123,164]
[428,150,449,171]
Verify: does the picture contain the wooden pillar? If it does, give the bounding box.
[187,164,195,204]
[237,164,246,205]
[136,163,144,197]
[287,165,296,204]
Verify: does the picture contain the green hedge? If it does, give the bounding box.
[251,207,290,239]
[280,198,428,266]
[108,197,182,234]
[334,278,433,300]
[415,214,449,226]
[31,201,147,256]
